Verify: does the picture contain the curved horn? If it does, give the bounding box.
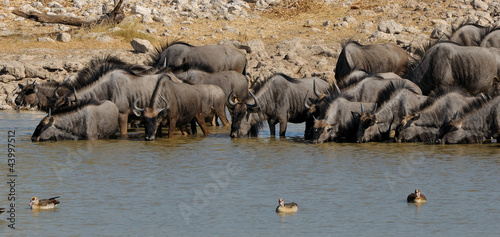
[247,91,259,108]
[333,81,341,96]
[452,111,459,120]
[48,108,51,117]
[313,80,322,97]
[53,86,61,99]
[26,79,30,85]
[73,87,77,102]
[403,103,408,116]
[32,80,36,86]
[304,91,311,109]
[361,103,365,113]
[227,90,237,107]
[371,103,378,114]
[133,98,145,112]
[158,95,169,113]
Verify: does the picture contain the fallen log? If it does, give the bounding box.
[12,0,124,27]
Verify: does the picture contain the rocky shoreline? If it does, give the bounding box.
[1,0,500,110]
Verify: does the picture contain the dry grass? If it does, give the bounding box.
[0,0,444,54]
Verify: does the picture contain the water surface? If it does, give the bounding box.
[1,111,499,236]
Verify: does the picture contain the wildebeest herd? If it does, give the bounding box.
[14,23,500,144]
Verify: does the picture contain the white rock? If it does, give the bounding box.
[378,20,404,34]
[56,32,71,42]
[131,38,154,53]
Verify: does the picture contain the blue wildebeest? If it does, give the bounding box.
[54,69,167,137]
[15,55,150,112]
[133,74,228,140]
[148,40,247,74]
[228,73,330,138]
[405,41,500,95]
[395,88,488,143]
[175,69,250,102]
[312,95,376,143]
[354,81,428,143]
[448,23,488,46]
[335,41,408,86]
[15,80,68,112]
[31,99,119,141]
[437,95,500,144]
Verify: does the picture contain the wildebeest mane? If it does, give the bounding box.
[64,55,148,91]
[480,24,500,40]
[449,21,486,38]
[51,98,105,116]
[405,40,462,78]
[248,122,265,137]
[335,40,361,81]
[36,81,62,87]
[457,93,492,118]
[374,80,419,109]
[250,73,300,94]
[339,70,370,89]
[410,86,470,114]
[147,40,195,67]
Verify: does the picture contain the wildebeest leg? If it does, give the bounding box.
[191,120,197,135]
[279,119,287,137]
[268,120,276,136]
[118,112,129,137]
[157,125,163,138]
[304,118,314,140]
[216,107,230,126]
[168,117,177,138]
[195,113,209,136]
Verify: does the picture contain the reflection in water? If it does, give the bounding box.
[1,111,500,236]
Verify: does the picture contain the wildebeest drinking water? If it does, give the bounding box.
[16,55,150,112]
[354,81,428,143]
[148,40,247,74]
[395,88,488,143]
[31,99,119,141]
[133,74,229,140]
[334,41,408,86]
[228,73,330,138]
[437,94,500,144]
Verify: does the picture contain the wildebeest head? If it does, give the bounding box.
[312,119,337,144]
[395,103,421,142]
[227,90,260,138]
[53,87,78,111]
[31,113,77,142]
[305,80,340,118]
[133,96,169,141]
[353,103,378,142]
[15,81,37,109]
[436,111,463,144]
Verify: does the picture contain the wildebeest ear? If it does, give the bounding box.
[351,111,361,119]
[18,83,24,89]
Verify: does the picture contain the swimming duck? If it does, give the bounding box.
[276,198,298,213]
[29,196,60,209]
[407,189,427,203]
